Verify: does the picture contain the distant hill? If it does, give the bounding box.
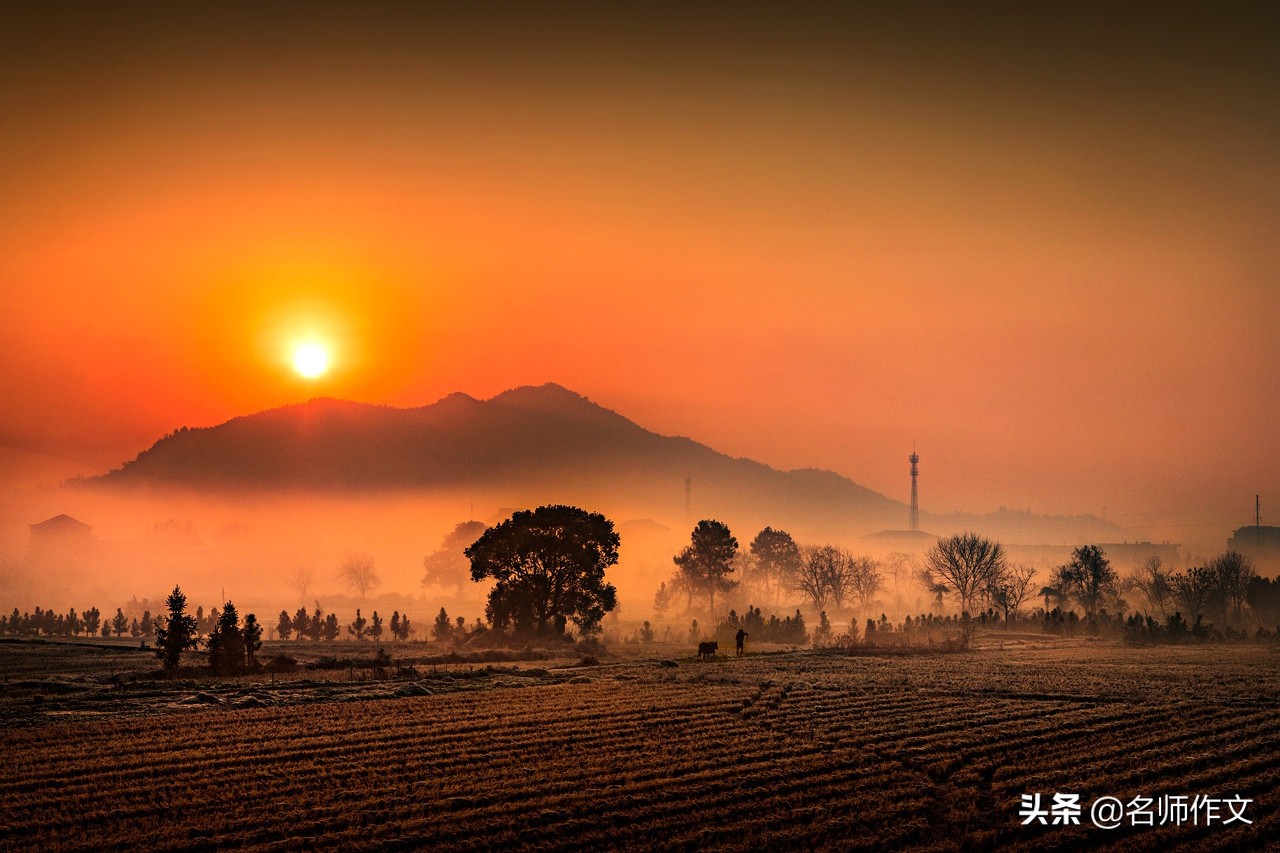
[84,384,905,536]
[82,383,1120,545]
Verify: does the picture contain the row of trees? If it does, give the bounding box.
[1118,552,1260,628]
[658,523,1022,623]
[0,600,281,643]
[151,587,265,674]
[274,607,415,642]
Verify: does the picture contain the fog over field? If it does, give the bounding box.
[2,1,1278,849]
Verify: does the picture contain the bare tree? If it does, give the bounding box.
[882,552,913,614]
[290,563,315,605]
[848,556,884,612]
[795,546,856,612]
[1171,565,1216,623]
[1058,545,1119,619]
[1208,551,1256,625]
[987,564,1037,625]
[339,554,381,600]
[922,532,1007,614]
[1126,557,1174,619]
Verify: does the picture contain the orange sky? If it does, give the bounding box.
[1,3,1277,551]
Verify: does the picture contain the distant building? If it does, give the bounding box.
[1227,525,1280,574]
[28,514,94,564]
[1094,541,1181,572]
[863,529,939,555]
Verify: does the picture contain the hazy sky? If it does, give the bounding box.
[2,2,1276,546]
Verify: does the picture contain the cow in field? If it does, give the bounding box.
[697,641,718,660]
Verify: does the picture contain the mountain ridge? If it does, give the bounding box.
[82,383,902,533]
[80,383,1119,544]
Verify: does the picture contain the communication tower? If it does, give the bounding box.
[685,476,693,526]
[909,448,920,532]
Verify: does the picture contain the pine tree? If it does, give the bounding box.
[208,602,246,675]
[369,611,383,643]
[389,611,401,642]
[293,607,310,640]
[348,608,368,641]
[277,610,293,641]
[154,586,200,669]
[243,614,262,668]
[433,607,453,642]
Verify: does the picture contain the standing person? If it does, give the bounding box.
[735,628,748,656]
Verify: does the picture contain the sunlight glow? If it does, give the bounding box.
[292,343,330,379]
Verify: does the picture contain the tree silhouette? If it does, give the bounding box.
[1172,566,1217,623]
[290,564,315,605]
[154,586,199,669]
[749,528,802,602]
[423,520,487,590]
[1208,551,1256,625]
[986,564,1037,625]
[340,555,381,600]
[83,606,101,638]
[293,606,311,640]
[208,602,246,675]
[349,608,368,641]
[243,613,262,667]
[369,611,383,643]
[433,607,453,641]
[1059,545,1118,619]
[467,505,619,637]
[795,545,843,611]
[848,556,885,612]
[653,581,672,617]
[390,611,402,642]
[674,520,738,618]
[923,532,1007,614]
[111,608,128,637]
[277,610,293,641]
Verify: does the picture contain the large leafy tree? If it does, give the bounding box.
[154,586,200,670]
[674,520,739,618]
[922,532,1006,615]
[749,527,802,602]
[424,520,488,590]
[466,505,619,637]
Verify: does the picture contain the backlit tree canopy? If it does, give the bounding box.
[466,505,619,637]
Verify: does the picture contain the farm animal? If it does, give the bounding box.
[697,641,718,660]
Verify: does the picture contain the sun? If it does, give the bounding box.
[292,343,330,379]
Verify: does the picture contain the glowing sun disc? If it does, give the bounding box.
[293,343,330,378]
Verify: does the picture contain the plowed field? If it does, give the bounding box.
[2,640,1276,851]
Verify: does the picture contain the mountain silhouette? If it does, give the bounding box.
[84,383,906,535]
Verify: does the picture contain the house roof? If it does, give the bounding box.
[30,513,93,532]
